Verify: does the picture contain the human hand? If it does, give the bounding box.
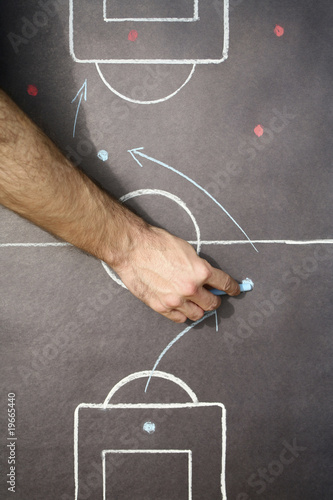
[113,226,240,323]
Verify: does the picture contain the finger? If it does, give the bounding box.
[177,300,206,322]
[186,286,221,312]
[206,268,240,296]
[162,309,188,323]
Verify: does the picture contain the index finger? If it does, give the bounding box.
[205,267,240,296]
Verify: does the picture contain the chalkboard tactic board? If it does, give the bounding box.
[0,1,332,499]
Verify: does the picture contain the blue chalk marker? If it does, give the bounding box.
[210,278,254,296]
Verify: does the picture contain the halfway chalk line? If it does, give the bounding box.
[1,240,332,248]
[187,239,333,245]
[0,242,70,247]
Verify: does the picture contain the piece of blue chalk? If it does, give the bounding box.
[210,278,254,296]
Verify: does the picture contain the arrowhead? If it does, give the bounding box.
[128,147,145,167]
[71,79,87,103]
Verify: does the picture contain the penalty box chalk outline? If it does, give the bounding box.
[102,449,192,500]
[74,402,227,500]
[103,0,199,22]
[69,0,229,64]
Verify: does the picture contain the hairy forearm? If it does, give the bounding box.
[0,89,146,267]
[0,89,240,323]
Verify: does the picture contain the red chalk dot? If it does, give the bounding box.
[128,30,138,42]
[274,25,284,37]
[254,125,264,137]
[27,84,38,96]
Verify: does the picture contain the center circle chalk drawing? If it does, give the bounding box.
[101,189,202,286]
[69,0,230,104]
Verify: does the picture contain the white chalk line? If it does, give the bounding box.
[75,401,226,500]
[77,57,227,65]
[75,371,200,500]
[0,242,70,247]
[187,239,333,245]
[103,17,198,23]
[69,0,229,65]
[103,0,198,22]
[103,0,199,23]
[1,239,332,249]
[96,62,196,104]
[103,370,198,406]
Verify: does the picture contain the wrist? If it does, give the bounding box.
[101,201,151,272]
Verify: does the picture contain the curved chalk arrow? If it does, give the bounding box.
[128,147,258,251]
[145,310,217,393]
[71,79,87,138]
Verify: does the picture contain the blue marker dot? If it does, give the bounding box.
[143,421,155,434]
[97,150,108,161]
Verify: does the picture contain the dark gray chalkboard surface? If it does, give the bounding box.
[1,1,332,499]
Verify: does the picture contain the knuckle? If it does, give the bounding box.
[151,299,169,314]
[164,295,183,309]
[166,310,187,323]
[183,281,199,297]
[199,261,212,281]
